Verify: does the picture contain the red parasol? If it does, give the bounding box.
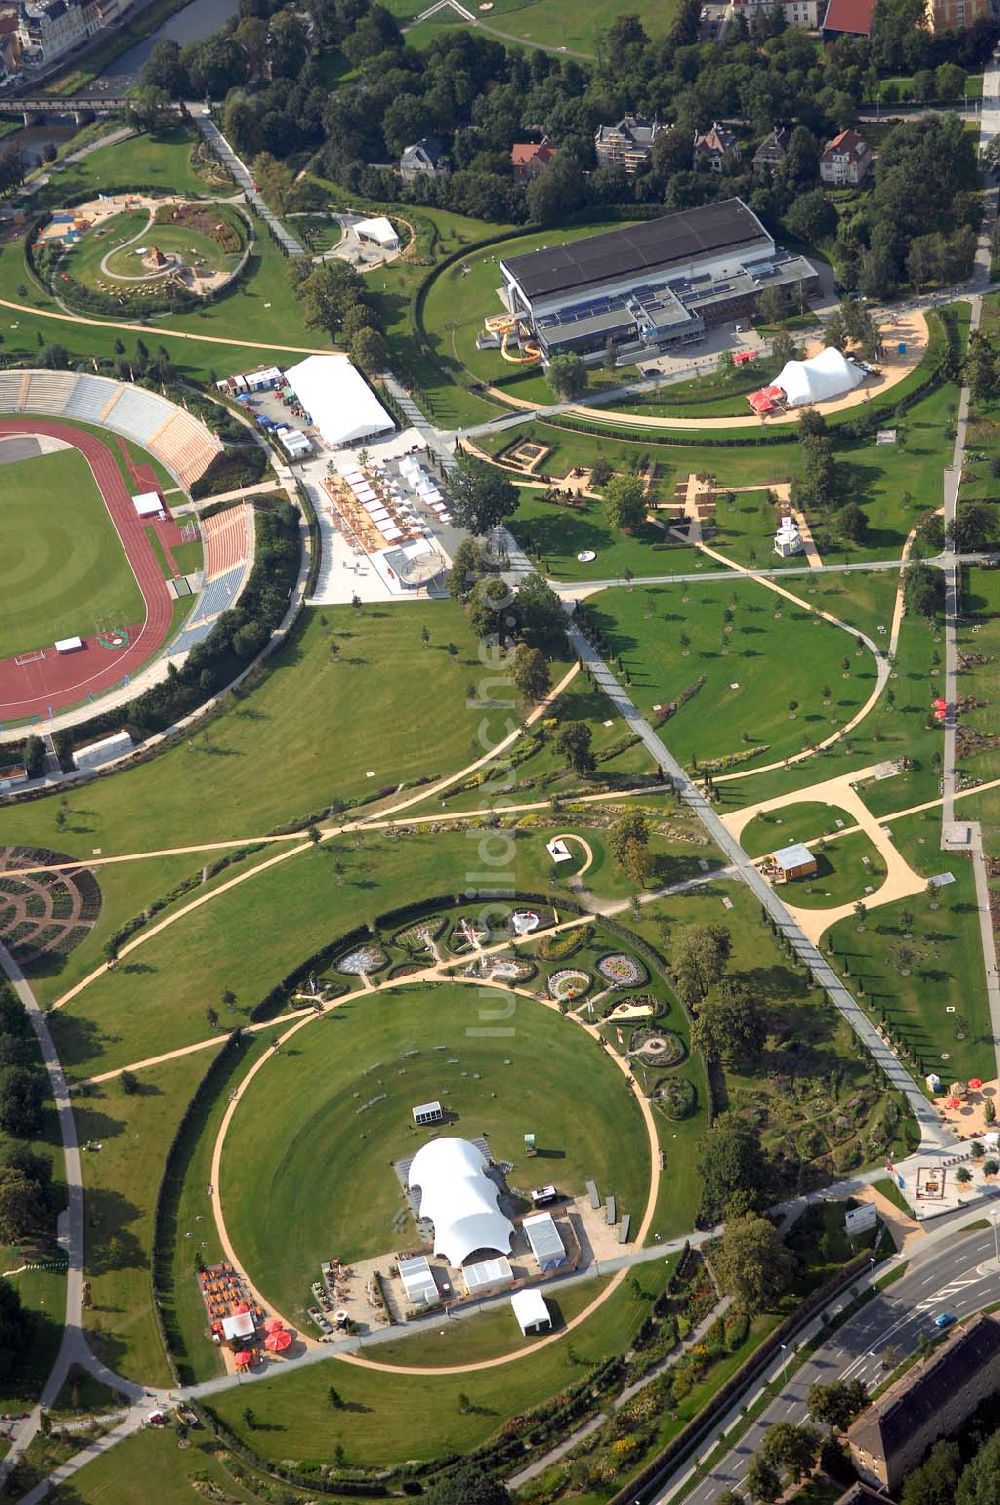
[231,1301,250,1315]
[265,1328,293,1353]
[945,1097,962,1109]
[234,1349,253,1369]
[968,1079,984,1090]
[265,1317,284,1333]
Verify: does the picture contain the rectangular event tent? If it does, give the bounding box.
[283,355,395,448]
[510,1288,551,1335]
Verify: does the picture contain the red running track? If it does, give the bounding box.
[0,418,174,721]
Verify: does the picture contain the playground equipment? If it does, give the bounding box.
[484,314,541,364]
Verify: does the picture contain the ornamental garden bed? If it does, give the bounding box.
[597,953,648,987]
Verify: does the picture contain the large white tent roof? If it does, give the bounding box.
[354,215,398,247]
[774,346,863,407]
[284,356,394,448]
[408,1137,514,1267]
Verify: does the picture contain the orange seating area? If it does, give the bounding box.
[148,410,223,490]
[202,504,251,581]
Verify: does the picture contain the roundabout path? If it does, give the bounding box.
[721,762,928,945]
[206,959,661,1375]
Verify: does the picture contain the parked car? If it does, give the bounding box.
[934,1312,957,1330]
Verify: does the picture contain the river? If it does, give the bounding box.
[98,0,241,88]
[5,0,238,163]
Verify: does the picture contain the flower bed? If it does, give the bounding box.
[651,1075,698,1120]
[629,1029,685,1066]
[597,953,648,987]
[547,968,592,1003]
[335,943,389,975]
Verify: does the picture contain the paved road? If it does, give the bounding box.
[565,621,953,1150]
[669,1219,1000,1504]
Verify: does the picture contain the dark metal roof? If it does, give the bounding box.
[501,200,770,304]
[848,1315,1000,1467]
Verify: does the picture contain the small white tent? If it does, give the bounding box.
[774,346,864,407]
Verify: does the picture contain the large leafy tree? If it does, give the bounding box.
[697,1113,769,1220]
[450,459,519,537]
[806,1378,868,1432]
[691,979,765,1063]
[715,1215,795,1314]
[672,923,732,1004]
[603,473,647,532]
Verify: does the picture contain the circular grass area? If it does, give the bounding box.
[220,983,652,1320]
[778,830,888,909]
[741,802,856,859]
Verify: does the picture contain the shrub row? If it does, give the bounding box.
[192,1402,390,1496]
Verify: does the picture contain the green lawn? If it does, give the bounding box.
[370,1273,623,1365]
[510,488,704,581]
[388,0,681,53]
[75,1051,215,1387]
[50,825,600,1080]
[0,602,511,866]
[742,801,855,856]
[0,449,144,657]
[783,829,888,910]
[204,1276,656,1470]
[587,580,876,773]
[221,984,651,1319]
[52,1425,323,1504]
[825,809,992,1082]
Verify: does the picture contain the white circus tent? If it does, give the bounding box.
[774,346,864,407]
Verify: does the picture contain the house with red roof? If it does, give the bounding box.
[820,128,872,186]
[822,0,875,36]
[511,136,557,184]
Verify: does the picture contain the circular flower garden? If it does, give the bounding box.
[547,968,591,1003]
[651,1076,698,1120]
[629,1029,685,1065]
[597,953,648,987]
[336,943,389,976]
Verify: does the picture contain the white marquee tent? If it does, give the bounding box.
[408,1137,514,1267]
[354,215,399,251]
[774,346,864,407]
[284,356,395,448]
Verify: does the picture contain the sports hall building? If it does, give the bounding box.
[497,199,819,364]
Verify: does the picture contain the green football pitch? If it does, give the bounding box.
[0,447,144,659]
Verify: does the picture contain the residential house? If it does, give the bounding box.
[693,122,742,173]
[753,126,790,176]
[926,0,991,26]
[15,0,123,68]
[819,128,872,186]
[845,1314,1000,1494]
[731,0,823,24]
[399,137,448,182]
[821,0,875,38]
[511,136,557,184]
[594,116,664,174]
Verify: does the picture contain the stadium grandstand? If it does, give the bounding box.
[496,199,819,364]
[0,371,222,489]
[168,503,254,656]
